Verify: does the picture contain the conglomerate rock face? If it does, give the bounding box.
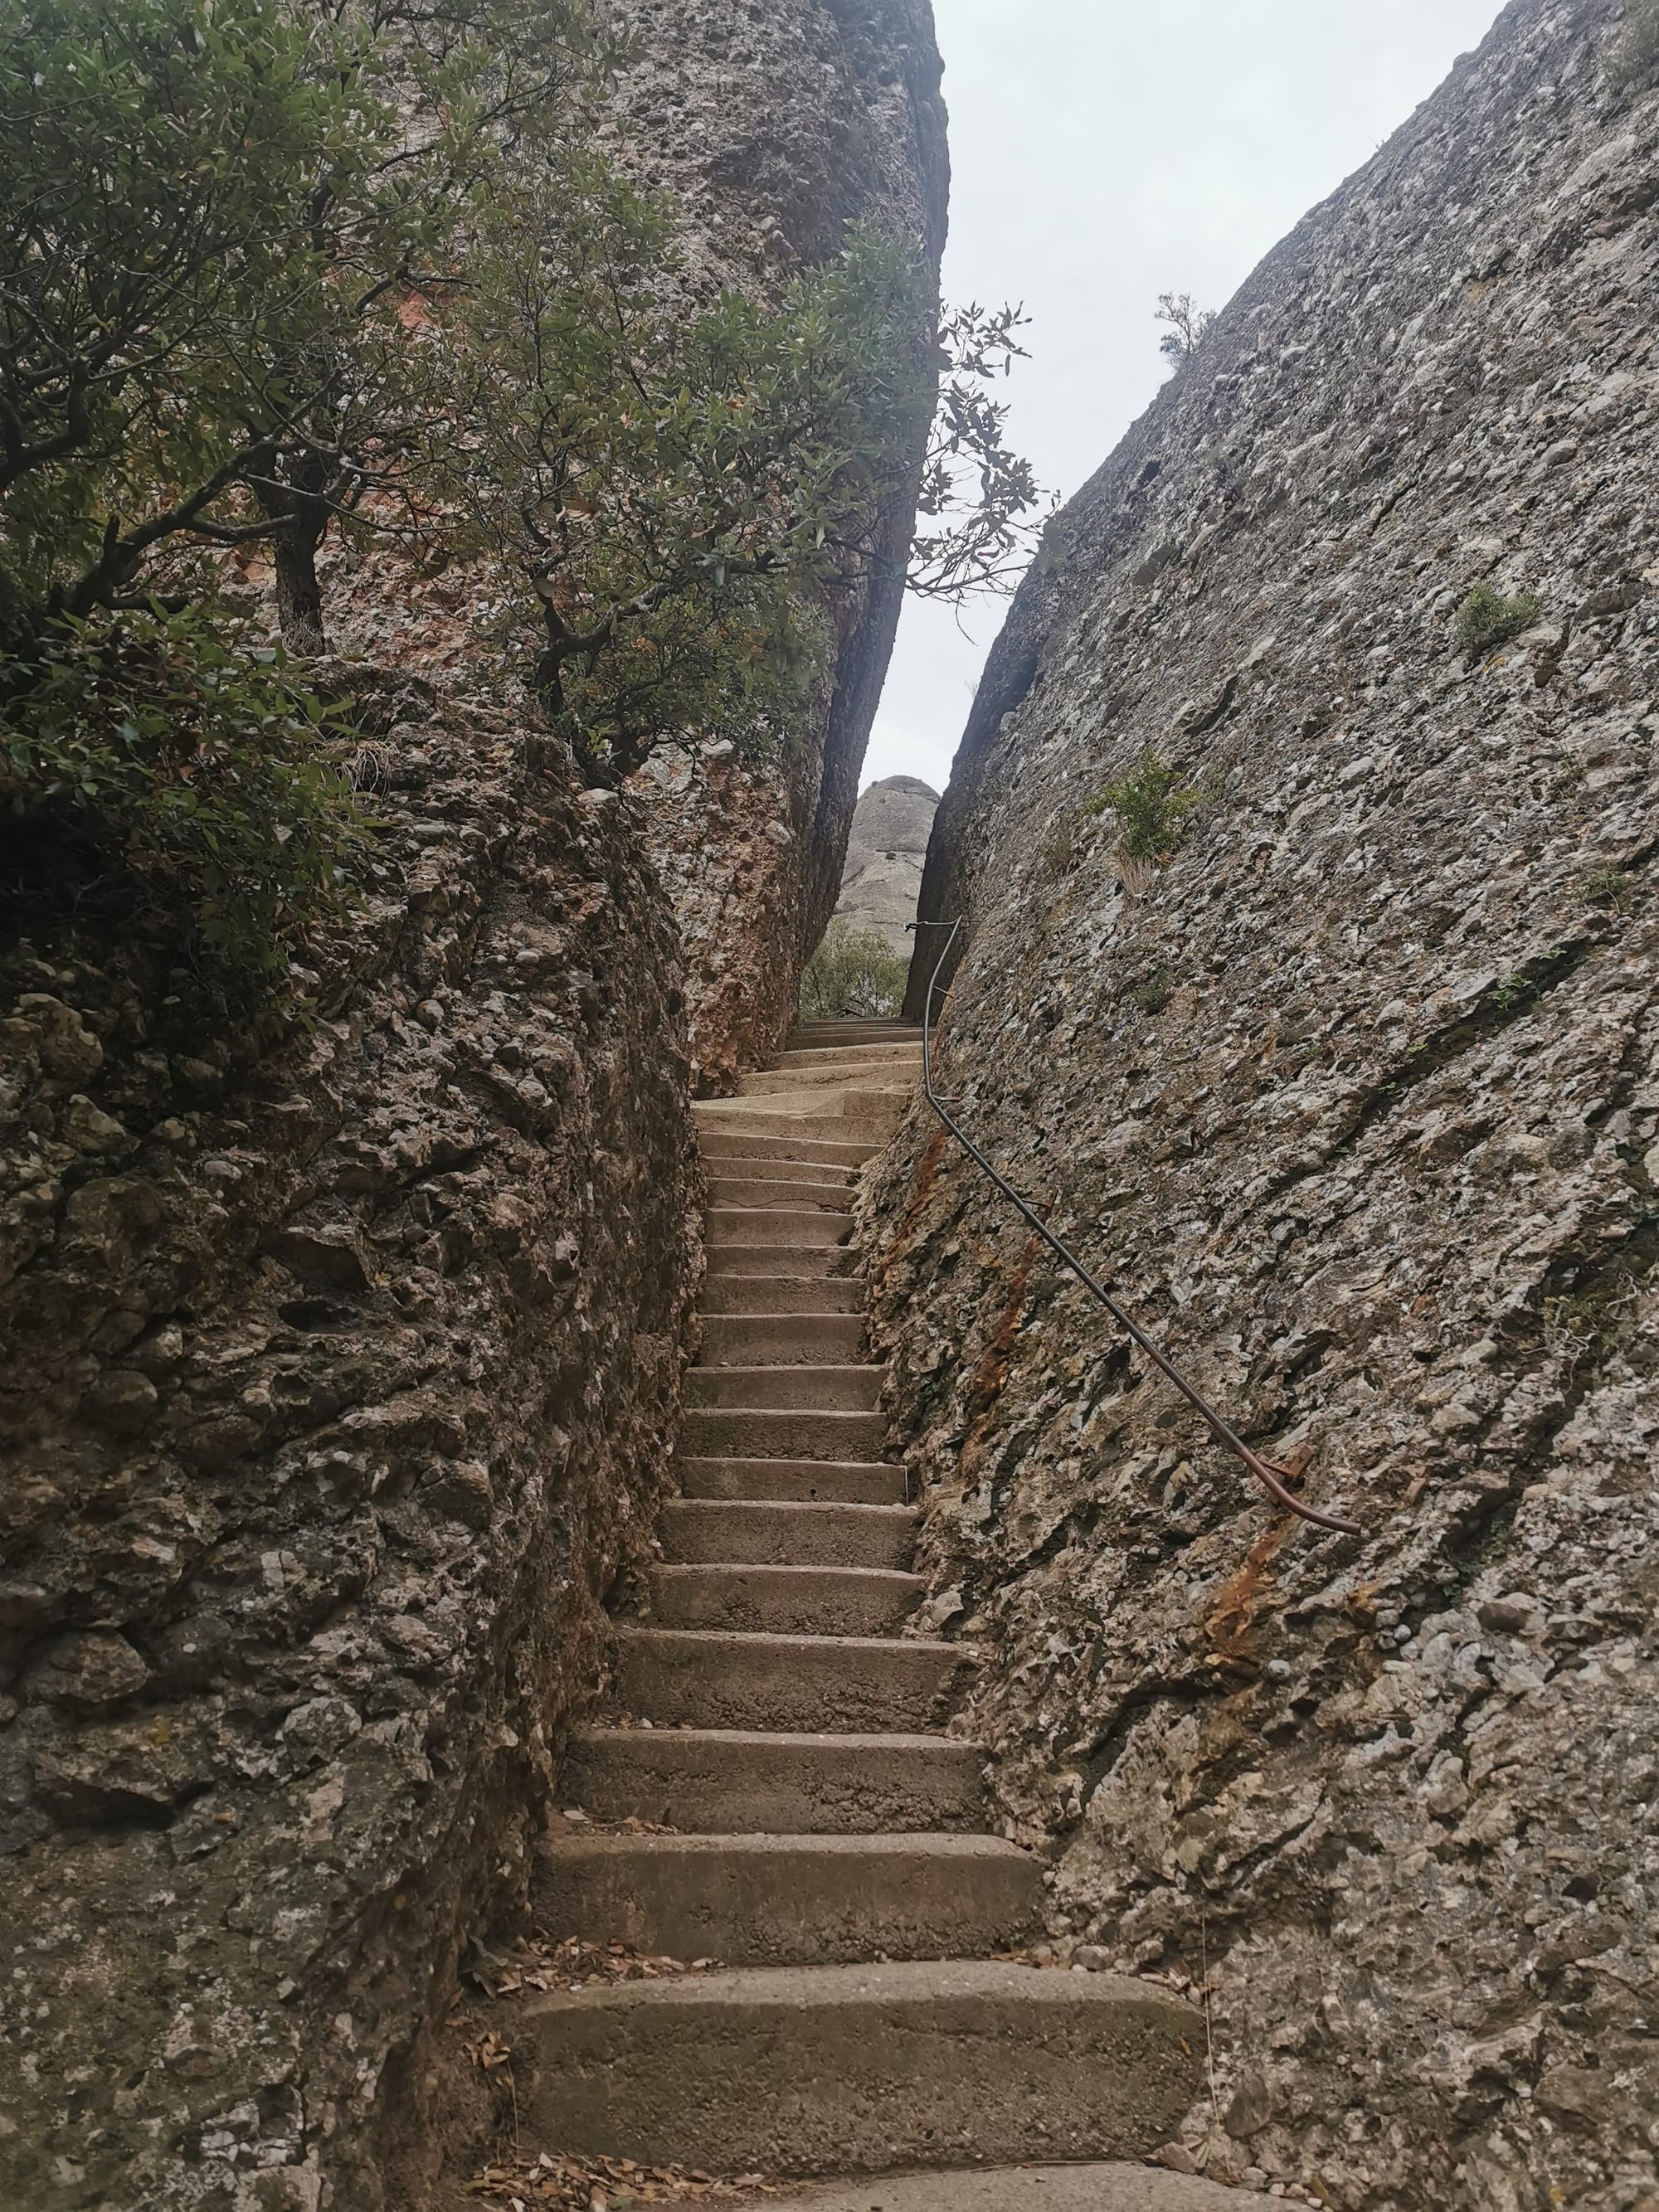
[0,676,703,2210]
[863,5,1659,2206]
[833,773,941,951]
[611,0,949,1090]
[229,2,948,1096]
[0,7,947,2198]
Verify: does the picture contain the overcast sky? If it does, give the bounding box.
[862,0,1506,795]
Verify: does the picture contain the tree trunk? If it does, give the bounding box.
[255,451,332,656]
[271,515,328,656]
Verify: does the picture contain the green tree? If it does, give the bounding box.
[800,924,912,1020]
[1455,581,1540,655]
[435,155,1047,785]
[239,0,606,651]
[0,0,364,644]
[0,0,599,654]
[1155,290,1216,366]
[0,0,1049,983]
[0,607,366,984]
[0,0,408,982]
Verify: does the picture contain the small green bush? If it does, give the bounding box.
[800,924,912,1020]
[1609,0,1659,86]
[1087,746,1201,862]
[0,609,371,990]
[1581,867,1636,912]
[1455,581,1541,655]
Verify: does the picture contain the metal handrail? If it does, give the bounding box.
[906,918,1361,1537]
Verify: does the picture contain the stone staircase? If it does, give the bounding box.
[506,1021,1234,2203]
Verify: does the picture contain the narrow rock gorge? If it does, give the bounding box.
[868,2,1658,2207]
[0,5,946,2206]
[7,0,1657,2205]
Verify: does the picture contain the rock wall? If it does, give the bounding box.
[866,5,1659,2207]
[611,0,950,1090]
[831,773,941,952]
[2,6,947,2200]
[229,2,948,1096]
[0,7,951,2196]
[0,674,703,2210]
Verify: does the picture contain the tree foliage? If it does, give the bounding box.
[911,301,1048,597]
[0,0,599,653]
[0,608,366,983]
[1455,581,1540,656]
[1155,290,1216,366]
[1087,746,1202,862]
[435,170,1021,783]
[0,0,1047,984]
[800,923,912,1021]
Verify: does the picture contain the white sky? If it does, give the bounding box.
[863,0,1506,794]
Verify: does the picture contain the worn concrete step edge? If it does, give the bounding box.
[615,1626,961,1733]
[742,1057,921,1096]
[708,1207,851,1247]
[698,1130,880,1168]
[686,1364,882,1412]
[715,1088,908,1123]
[701,1275,865,1314]
[533,1830,1042,1966]
[661,1498,914,1567]
[693,1110,901,1145]
[704,1246,856,1279]
[646,1563,923,1636]
[776,1042,927,1069]
[707,1179,855,1210]
[698,1314,866,1366]
[677,1456,907,1505]
[757,2166,1244,2210]
[786,1032,922,1053]
[699,1157,861,1189]
[560,1728,985,1834]
[679,1407,889,1459]
[513,1960,1204,2176]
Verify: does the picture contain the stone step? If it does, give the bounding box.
[742,1056,920,1096]
[615,1627,961,1733]
[680,1407,888,1460]
[562,1728,986,1833]
[789,1023,923,1048]
[701,1273,864,1313]
[711,1087,908,1125]
[698,1314,865,1367]
[685,1364,882,1412]
[761,2166,1246,2211]
[841,1086,913,1116]
[776,1042,927,1071]
[705,1243,851,1279]
[698,1130,878,1169]
[536,1831,1041,1966]
[693,1107,899,1145]
[708,1177,854,1212]
[512,1960,1203,2176]
[661,1499,914,1568]
[701,1151,859,1187]
[708,1207,850,1248]
[679,1456,907,1506]
[647,1564,922,1636]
